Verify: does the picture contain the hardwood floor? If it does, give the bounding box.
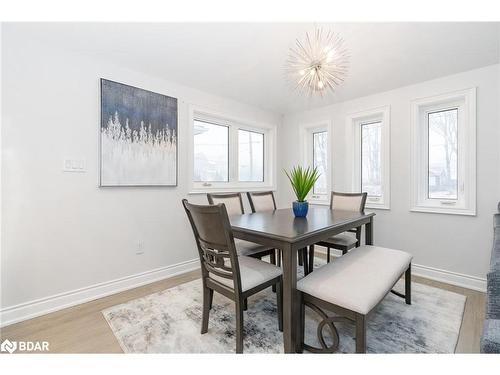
[0,261,485,353]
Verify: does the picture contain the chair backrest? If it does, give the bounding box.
[247,191,277,213]
[207,193,245,216]
[182,199,242,291]
[330,191,368,213]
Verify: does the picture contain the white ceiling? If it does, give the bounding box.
[7,22,499,114]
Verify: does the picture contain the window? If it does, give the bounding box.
[299,122,331,203]
[313,131,328,195]
[361,121,382,197]
[238,129,264,182]
[348,106,390,209]
[193,120,229,182]
[411,88,476,215]
[189,108,275,192]
[427,109,458,200]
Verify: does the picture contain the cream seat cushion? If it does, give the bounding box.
[321,233,357,248]
[235,239,273,257]
[297,245,412,315]
[210,256,282,292]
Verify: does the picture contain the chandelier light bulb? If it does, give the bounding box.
[286,27,349,96]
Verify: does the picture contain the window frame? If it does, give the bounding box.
[299,121,332,204]
[188,105,276,193]
[410,88,476,216]
[347,106,391,210]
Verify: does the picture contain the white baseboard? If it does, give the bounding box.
[0,258,200,328]
[1,251,487,328]
[314,247,486,292]
[411,263,486,293]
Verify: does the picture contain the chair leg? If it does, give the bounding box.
[355,314,366,353]
[355,227,362,247]
[297,293,305,353]
[270,251,276,265]
[298,249,303,266]
[271,250,277,292]
[308,245,315,273]
[243,298,248,311]
[277,249,282,267]
[236,300,244,353]
[277,278,283,332]
[405,264,412,305]
[327,247,331,263]
[208,288,214,310]
[201,285,211,334]
[302,248,309,276]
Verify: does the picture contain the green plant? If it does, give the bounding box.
[284,166,321,202]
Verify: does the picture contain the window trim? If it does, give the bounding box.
[299,120,332,205]
[347,106,391,210]
[410,88,476,216]
[188,105,277,194]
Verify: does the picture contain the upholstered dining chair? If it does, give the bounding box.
[309,192,368,269]
[182,199,283,353]
[246,191,309,275]
[246,191,277,213]
[207,193,277,265]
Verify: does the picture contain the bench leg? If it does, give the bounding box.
[405,264,411,305]
[355,314,366,353]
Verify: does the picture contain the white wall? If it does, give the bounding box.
[0,29,281,324]
[278,64,499,289]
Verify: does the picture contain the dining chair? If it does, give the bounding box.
[246,191,309,275]
[309,192,368,269]
[207,193,277,265]
[182,199,283,353]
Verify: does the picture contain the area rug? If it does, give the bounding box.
[102,261,466,353]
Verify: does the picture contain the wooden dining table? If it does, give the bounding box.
[229,205,375,353]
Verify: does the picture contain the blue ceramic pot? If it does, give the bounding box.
[292,201,309,217]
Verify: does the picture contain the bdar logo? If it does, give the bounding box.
[1,339,17,353]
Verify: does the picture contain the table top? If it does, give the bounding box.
[230,206,374,243]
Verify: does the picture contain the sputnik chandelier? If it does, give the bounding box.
[286,27,349,96]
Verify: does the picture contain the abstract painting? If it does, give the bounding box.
[100,79,178,186]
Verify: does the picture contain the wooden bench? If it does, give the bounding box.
[297,245,412,353]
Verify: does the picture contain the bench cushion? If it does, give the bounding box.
[297,245,412,315]
[210,256,282,292]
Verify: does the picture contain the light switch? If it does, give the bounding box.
[63,159,87,172]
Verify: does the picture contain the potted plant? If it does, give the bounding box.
[284,166,320,217]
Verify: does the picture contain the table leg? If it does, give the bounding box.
[281,242,298,353]
[365,217,373,245]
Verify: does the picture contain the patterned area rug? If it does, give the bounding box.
[103,261,466,353]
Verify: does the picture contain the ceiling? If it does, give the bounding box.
[6,22,499,114]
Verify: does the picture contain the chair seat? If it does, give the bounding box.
[210,256,282,292]
[318,233,358,249]
[297,245,412,315]
[235,239,274,257]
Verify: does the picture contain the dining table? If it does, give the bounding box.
[229,205,375,353]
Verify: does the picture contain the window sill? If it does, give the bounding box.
[410,206,476,216]
[366,204,390,210]
[188,185,276,195]
[309,200,329,206]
